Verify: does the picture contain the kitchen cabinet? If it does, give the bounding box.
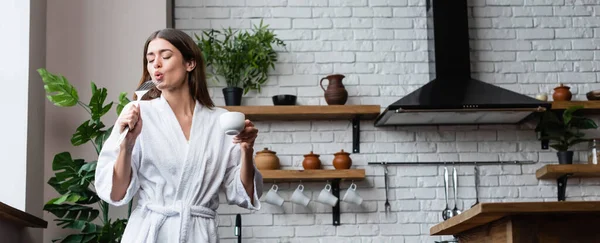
[430,201,600,242]
[0,201,47,242]
[221,105,380,153]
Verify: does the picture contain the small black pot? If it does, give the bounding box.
[557,151,574,164]
[222,87,243,106]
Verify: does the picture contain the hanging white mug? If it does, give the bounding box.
[290,184,310,207]
[264,184,284,207]
[316,183,338,207]
[342,182,363,205]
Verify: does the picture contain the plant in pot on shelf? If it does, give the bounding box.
[535,105,598,164]
[38,68,132,242]
[196,20,286,106]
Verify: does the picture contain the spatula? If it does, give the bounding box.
[116,80,156,147]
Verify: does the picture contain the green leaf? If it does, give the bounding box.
[563,105,583,124]
[570,117,598,130]
[71,120,105,146]
[116,92,130,115]
[37,68,79,107]
[98,219,128,243]
[44,204,99,224]
[94,126,113,153]
[89,82,113,121]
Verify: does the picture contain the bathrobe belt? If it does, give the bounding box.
[137,201,216,243]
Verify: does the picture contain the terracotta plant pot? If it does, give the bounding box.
[302,151,322,170]
[332,149,352,170]
[552,83,572,101]
[255,148,280,170]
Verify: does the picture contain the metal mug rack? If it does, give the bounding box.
[368,161,537,166]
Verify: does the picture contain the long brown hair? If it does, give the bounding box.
[136,28,214,108]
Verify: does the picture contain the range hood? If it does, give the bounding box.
[374,0,550,126]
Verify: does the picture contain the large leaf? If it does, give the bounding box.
[43,204,99,223]
[116,92,130,116]
[95,126,113,153]
[46,152,99,205]
[98,219,128,243]
[563,105,584,124]
[570,116,598,130]
[37,68,79,107]
[71,120,105,146]
[89,82,113,121]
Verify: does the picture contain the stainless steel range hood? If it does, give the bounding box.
[374,0,550,127]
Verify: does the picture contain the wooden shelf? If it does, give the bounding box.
[0,201,47,228]
[219,105,380,121]
[259,169,365,182]
[259,169,365,226]
[536,164,600,179]
[536,164,600,201]
[551,101,600,113]
[220,105,381,153]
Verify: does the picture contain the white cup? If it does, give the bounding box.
[316,183,338,207]
[219,111,245,135]
[290,184,310,207]
[264,184,284,207]
[342,183,363,205]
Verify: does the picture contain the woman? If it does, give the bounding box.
[95,28,263,243]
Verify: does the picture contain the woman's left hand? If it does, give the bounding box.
[233,119,258,153]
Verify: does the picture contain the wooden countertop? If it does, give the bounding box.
[430,201,600,235]
[0,201,47,228]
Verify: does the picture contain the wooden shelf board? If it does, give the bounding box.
[0,201,47,228]
[259,169,365,182]
[219,105,381,121]
[552,101,600,113]
[536,164,600,179]
[430,201,600,235]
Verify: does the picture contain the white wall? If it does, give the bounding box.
[174,0,600,242]
[44,0,168,242]
[0,0,46,242]
[0,0,32,212]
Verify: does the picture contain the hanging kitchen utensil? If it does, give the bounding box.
[472,165,480,208]
[383,163,391,213]
[452,166,461,215]
[442,166,453,220]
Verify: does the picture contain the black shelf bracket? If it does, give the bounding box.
[557,173,572,201]
[352,117,360,153]
[332,179,341,226]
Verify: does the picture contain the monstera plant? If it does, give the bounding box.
[38,68,132,242]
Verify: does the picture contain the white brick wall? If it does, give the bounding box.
[175,0,600,242]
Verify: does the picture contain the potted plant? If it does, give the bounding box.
[535,105,598,164]
[38,68,132,242]
[196,20,286,106]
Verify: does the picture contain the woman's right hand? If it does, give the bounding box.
[119,103,143,150]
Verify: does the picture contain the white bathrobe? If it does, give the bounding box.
[95,95,262,243]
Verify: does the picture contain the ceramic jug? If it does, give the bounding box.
[320,74,348,105]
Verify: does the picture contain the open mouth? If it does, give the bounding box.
[154,72,164,80]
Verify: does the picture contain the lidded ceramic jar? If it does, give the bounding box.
[553,83,572,101]
[302,151,322,170]
[332,149,352,169]
[255,148,280,170]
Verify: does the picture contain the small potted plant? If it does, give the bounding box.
[196,20,286,106]
[535,105,598,164]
